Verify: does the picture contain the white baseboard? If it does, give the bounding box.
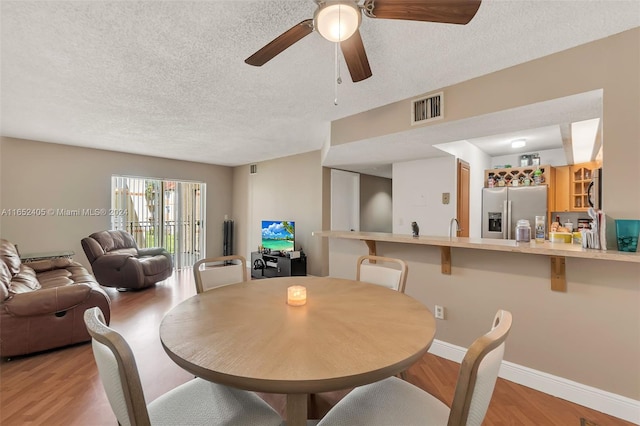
[428,339,640,424]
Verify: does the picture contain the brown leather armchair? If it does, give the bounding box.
[0,239,111,357]
[81,230,173,290]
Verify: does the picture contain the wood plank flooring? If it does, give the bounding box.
[0,269,634,425]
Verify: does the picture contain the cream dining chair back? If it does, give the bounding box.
[317,309,513,426]
[356,255,408,293]
[193,255,248,294]
[83,307,283,426]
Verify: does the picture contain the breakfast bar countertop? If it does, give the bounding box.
[312,230,640,264]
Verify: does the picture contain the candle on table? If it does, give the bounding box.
[287,285,307,306]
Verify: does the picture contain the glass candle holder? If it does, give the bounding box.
[287,285,307,306]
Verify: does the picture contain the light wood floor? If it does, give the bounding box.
[0,269,634,425]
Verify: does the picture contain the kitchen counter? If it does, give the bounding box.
[312,230,640,262]
[313,230,640,292]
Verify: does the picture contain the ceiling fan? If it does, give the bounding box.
[245,0,482,83]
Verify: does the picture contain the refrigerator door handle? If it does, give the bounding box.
[507,200,512,240]
[502,200,508,239]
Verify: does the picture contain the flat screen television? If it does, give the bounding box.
[261,220,295,253]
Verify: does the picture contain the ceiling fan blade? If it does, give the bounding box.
[340,30,372,83]
[245,19,314,66]
[364,0,481,25]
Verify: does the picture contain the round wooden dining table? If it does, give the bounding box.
[159,276,436,426]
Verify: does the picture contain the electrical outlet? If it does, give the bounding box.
[442,193,450,204]
[434,305,445,320]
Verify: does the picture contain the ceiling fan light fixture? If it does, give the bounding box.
[315,2,361,42]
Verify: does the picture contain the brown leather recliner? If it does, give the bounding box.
[0,239,111,357]
[81,230,173,290]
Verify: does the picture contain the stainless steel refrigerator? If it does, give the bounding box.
[482,186,547,239]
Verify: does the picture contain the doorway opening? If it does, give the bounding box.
[111,176,206,269]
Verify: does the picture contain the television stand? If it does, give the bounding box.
[251,251,307,279]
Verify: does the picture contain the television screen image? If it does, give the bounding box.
[261,220,295,252]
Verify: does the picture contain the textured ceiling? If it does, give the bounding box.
[1,1,639,171]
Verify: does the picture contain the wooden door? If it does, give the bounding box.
[456,160,470,237]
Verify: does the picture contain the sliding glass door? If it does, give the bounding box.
[111,176,205,270]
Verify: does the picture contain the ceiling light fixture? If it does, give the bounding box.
[511,139,526,149]
[314,1,361,42]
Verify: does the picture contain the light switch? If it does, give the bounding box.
[442,193,450,204]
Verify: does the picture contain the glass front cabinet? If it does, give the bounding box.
[570,161,600,211]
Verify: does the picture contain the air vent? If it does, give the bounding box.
[411,91,443,125]
[250,164,257,175]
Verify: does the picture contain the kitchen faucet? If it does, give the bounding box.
[449,218,461,238]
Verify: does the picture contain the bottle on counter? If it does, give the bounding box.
[535,216,545,243]
[564,219,574,232]
[533,167,543,185]
[515,219,531,242]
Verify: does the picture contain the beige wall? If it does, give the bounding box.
[231,164,253,260]
[232,151,325,277]
[0,137,233,270]
[232,163,251,266]
[393,157,456,235]
[327,238,640,400]
[324,28,640,402]
[321,167,331,277]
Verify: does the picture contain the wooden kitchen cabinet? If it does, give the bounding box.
[484,165,553,187]
[569,161,600,211]
[555,165,571,212]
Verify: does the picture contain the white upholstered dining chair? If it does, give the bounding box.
[83,307,283,426]
[356,255,408,293]
[193,255,248,294]
[317,310,512,426]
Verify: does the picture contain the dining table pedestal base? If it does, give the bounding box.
[287,393,308,426]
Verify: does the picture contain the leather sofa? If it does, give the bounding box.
[0,239,111,358]
[81,230,173,290]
